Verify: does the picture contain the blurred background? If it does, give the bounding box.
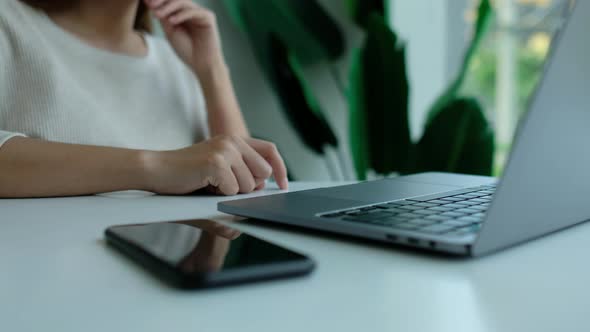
[179,0,570,182]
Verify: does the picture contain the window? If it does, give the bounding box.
[463,0,571,173]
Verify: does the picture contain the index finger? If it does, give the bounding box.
[245,138,289,190]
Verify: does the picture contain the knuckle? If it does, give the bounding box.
[230,134,242,142]
[207,153,226,168]
[215,136,235,151]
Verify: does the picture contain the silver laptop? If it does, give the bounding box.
[219,1,589,257]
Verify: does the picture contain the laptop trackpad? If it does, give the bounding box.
[302,179,457,204]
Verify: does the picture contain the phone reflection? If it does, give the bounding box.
[175,220,242,273]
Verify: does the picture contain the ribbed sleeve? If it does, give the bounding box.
[0,9,26,149]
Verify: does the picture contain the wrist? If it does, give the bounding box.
[137,150,165,193]
[192,55,229,81]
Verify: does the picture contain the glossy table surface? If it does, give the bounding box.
[1,182,588,332]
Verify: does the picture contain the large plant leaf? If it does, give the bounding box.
[426,0,493,124]
[224,0,340,155]
[222,0,247,31]
[346,0,386,28]
[285,0,346,61]
[223,0,345,64]
[348,49,370,180]
[415,98,495,175]
[268,35,339,155]
[349,14,411,178]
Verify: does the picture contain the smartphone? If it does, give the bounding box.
[105,219,315,289]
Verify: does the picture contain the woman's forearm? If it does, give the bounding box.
[0,134,288,198]
[196,60,249,137]
[0,137,150,198]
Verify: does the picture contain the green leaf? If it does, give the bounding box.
[267,35,339,155]
[229,1,340,155]
[426,0,493,124]
[224,0,345,64]
[349,14,411,178]
[346,0,387,28]
[222,0,247,31]
[349,49,369,180]
[416,98,495,175]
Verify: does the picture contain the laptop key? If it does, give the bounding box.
[441,211,465,218]
[441,203,466,209]
[413,202,440,208]
[398,212,422,219]
[427,199,449,205]
[455,208,480,214]
[414,209,439,216]
[429,206,454,212]
[425,215,452,222]
[454,201,480,206]
[441,197,463,202]
[462,193,484,198]
[470,198,490,203]
[383,207,406,214]
[453,194,477,200]
[398,205,423,211]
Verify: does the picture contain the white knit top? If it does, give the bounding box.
[0,0,209,150]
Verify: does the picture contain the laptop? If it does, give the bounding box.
[219,0,589,257]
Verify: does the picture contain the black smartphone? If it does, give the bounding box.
[105,219,315,289]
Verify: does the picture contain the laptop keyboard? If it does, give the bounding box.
[319,184,496,238]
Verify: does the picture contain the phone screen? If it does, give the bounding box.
[106,220,313,288]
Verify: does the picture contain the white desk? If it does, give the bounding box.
[1,182,588,332]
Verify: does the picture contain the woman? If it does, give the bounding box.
[0,0,288,198]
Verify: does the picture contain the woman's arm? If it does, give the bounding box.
[198,59,249,137]
[146,0,249,137]
[0,135,283,198]
[147,0,287,187]
[0,137,148,198]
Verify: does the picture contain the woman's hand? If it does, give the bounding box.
[142,135,289,195]
[144,0,224,75]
